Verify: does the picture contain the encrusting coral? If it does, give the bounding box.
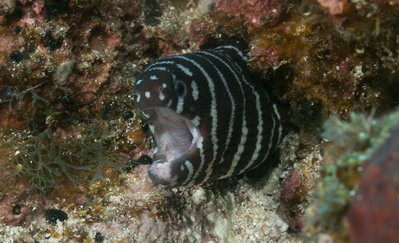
[0,0,399,241]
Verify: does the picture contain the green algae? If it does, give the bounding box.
[0,119,126,193]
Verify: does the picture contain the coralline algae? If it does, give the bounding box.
[0,0,399,242]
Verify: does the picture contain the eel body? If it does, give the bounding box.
[132,44,287,187]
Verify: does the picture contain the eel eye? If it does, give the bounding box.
[174,80,186,97]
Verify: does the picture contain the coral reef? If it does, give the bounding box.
[245,0,399,125]
[0,133,318,242]
[214,0,288,27]
[0,0,398,241]
[278,132,322,233]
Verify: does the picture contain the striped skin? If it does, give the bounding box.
[132,44,287,187]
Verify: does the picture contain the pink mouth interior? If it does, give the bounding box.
[151,108,196,162]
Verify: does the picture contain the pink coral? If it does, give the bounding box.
[250,46,280,70]
[317,0,345,15]
[0,185,47,226]
[279,170,305,231]
[32,0,44,17]
[189,19,211,48]
[280,170,302,204]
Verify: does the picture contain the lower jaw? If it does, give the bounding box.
[147,159,178,186]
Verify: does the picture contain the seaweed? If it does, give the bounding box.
[0,67,133,194]
[0,119,126,193]
[0,83,48,112]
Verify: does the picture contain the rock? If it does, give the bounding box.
[348,125,399,243]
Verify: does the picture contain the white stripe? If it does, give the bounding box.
[222,51,267,175]
[136,94,141,103]
[142,112,150,118]
[149,124,155,133]
[176,63,193,76]
[191,115,200,127]
[174,56,218,184]
[273,104,283,144]
[150,75,158,80]
[136,79,143,85]
[196,51,236,168]
[176,97,184,113]
[215,45,248,62]
[191,81,199,101]
[147,67,167,72]
[167,99,173,107]
[215,50,255,179]
[239,72,263,174]
[273,104,281,120]
[219,121,248,179]
[263,115,275,165]
[182,160,194,185]
[198,50,251,179]
[195,51,237,183]
[187,135,205,186]
[146,60,174,70]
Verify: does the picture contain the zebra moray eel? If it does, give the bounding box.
[132,44,287,187]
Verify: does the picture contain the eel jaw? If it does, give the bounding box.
[144,107,199,186]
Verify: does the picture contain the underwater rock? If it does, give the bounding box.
[214,0,287,27]
[53,59,74,85]
[0,186,47,226]
[305,111,399,241]
[279,169,305,231]
[0,0,16,16]
[0,0,399,241]
[317,0,346,15]
[348,125,399,243]
[45,208,68,225]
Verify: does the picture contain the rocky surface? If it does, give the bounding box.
[0,0,398,242]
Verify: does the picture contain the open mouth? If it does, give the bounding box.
[145,107,199,164]
[142,107,199,185]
